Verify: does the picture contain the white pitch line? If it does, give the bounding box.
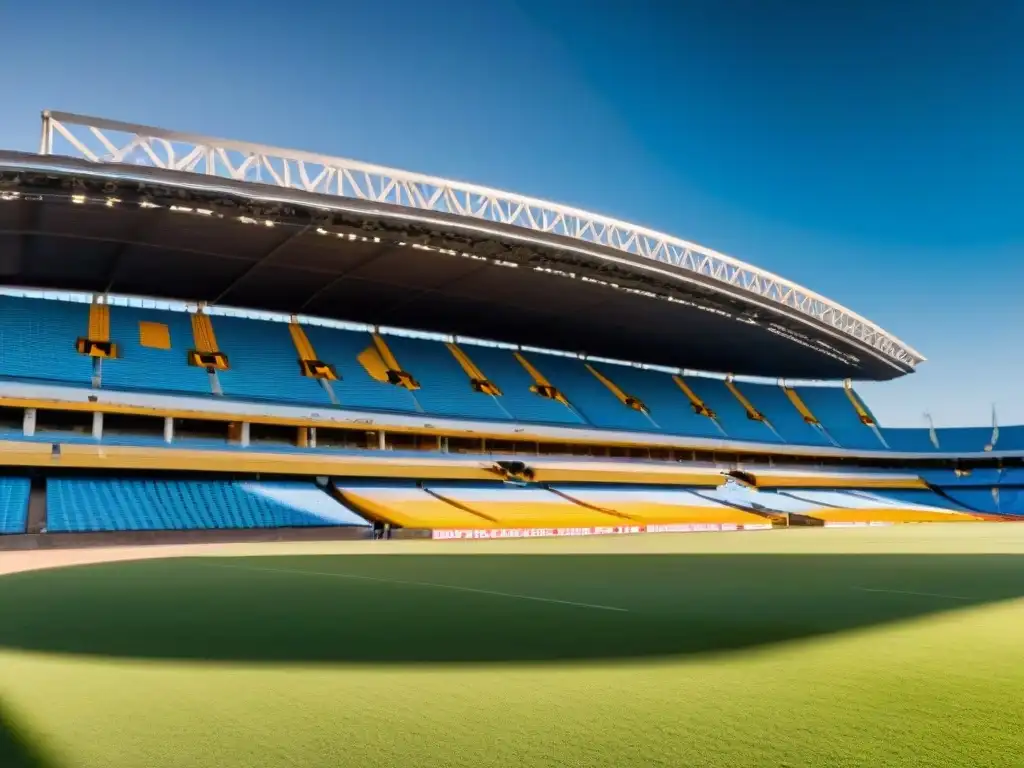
[209,562,629,613]
[854,587,972,601]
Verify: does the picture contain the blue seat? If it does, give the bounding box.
[738,383,831,446]
[525,355,653,432]
[943,488,1024,515]
[682,377,779,443]
[455,346,583,425]
[213,316,332,406]
[46,479,368,532]
[0,477,30,534]
[588,366,720,438]
[0,296,93,386]
[302,326,420,414]
[934,427,994,453]
[102,307,211,395]
[794,386,884,450]
[384,336,509,420]
[881,428,936,452]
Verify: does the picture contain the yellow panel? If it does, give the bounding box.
[447,343,502,396]
[589,502,766,525]
[432,494,626,528]
[289,321,317,360]
[672,376,715,419]
[808,507,980,523]
[340,490,498,529]
[585,364,647,413]
[531,467,724,485]
[783,386,819,424]
[844,386,875,425]
[358,346,391,382]
[0,440,498,478]
[191,313,219,354]
[88,303,110,342]
[751,474,927,489]
[139,321,171,350]
[724,379,764,421]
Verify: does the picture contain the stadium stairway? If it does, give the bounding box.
[45,478,371,532]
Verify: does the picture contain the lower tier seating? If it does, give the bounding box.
[0,477,30,534]
[551,486,768,525]
[759,489,981,523]
[943,488,1024,516]
[46,479,369,532]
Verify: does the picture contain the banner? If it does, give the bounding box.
[432,523,772,540]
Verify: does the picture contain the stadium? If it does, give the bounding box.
[1,111,1022,768]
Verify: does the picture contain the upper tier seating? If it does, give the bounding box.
[524,354,652,432]
[301,325,420,413]
[736,382,832,446]
[587,365,720,438]
[213,316,332,406]
[102,306,212,395]
[681,377,780,443]
[383,336,509,421]
[0,477,30,534]
[3,295,1020,458]
[457,346,583,425]
[793,386,884,450]
[0,296,93,386]
[46,478,369,532]
[881,427,936,452]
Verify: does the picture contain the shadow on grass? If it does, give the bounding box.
[0,553,1021,664]
[0,700,52,768]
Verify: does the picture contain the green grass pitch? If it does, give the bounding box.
[1,523,1024,767]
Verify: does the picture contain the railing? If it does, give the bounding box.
[38,110,924,369]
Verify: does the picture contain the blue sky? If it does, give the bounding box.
[1,0,1021,427]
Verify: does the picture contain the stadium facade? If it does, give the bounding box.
[0,111,1019,545]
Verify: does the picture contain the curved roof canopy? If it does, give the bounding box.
[0,111,923,380]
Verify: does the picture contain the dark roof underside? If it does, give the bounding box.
[0,156,911,380]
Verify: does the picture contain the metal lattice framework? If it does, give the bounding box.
[39,110,924,369]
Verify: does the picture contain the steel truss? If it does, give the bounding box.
[39,110,924,370]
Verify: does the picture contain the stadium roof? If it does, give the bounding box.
[0,111,924,380]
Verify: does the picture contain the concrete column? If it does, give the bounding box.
[308,427,317,448]
[23,408,36,437]
[92,411,104,440]
[164,417,174,444]
[378,430,386,450]
[240,422,250,448]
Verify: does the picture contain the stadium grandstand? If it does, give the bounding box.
[0,110,1019,545]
